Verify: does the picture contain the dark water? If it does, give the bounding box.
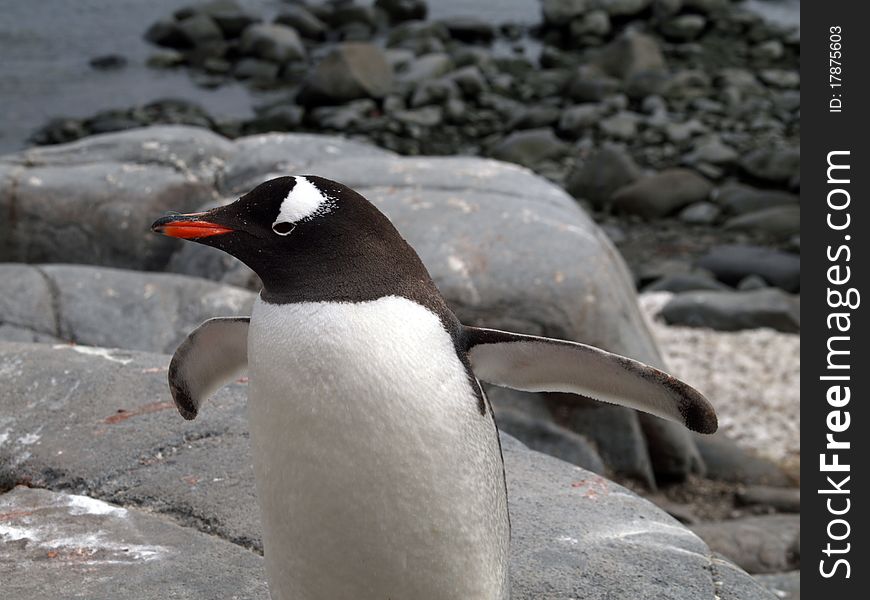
[0,0,797,154]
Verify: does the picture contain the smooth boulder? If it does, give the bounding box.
[0,341,774,600]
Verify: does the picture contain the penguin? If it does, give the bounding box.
[151,175,717,600]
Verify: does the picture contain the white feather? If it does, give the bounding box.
[247,295,509,600]
[272,176,335,232]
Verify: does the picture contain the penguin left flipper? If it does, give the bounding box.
[464,326,718,434]
[168,317,250,420]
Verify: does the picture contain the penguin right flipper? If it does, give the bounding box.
[463,326,717,434]
[168,317,250,420]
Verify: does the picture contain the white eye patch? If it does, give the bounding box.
[272,176,336,236]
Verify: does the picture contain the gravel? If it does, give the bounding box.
[639,292,799,470]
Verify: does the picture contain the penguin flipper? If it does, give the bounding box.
[168,317,250,420]
[463,326,717,434]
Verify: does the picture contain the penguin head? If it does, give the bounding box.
[151,175,426,301]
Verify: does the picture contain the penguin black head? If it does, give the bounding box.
[151,175,439,306]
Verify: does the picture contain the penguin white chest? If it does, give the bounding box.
[247,295,509,600]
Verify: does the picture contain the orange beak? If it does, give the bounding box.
[151,214,234,239]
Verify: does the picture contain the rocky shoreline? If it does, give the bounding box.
[31,0,800,299]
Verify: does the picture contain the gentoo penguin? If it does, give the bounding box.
[151,176,717,600]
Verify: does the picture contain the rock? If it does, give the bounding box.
[598,0,652,16]
[0,264,254,353]
[570,10,611,39]
[298,43,393,105]
[0,487,269,600]
[489,128,569,169]
[89,54,127,70]
[393,105,443,128]
[510,106,562,130]
[663,118,707,143]
[233,57,280,81]
[176,0,259,39]
[567,65,622,102]
[644,273,730,293]
[695,433,793,486]
[741,146,800,185]
[439,17,495,43]
[397,53,454,85]
[550,395,656,485]
[446,65,488,97]
[0,162,215,271]
[541,0,592,26]
[144,19,190,50]
[660,14,706,40]
[494,408,605,474]
[661,289,800,333]
[0,343,770,598]
[759,69,799,88]
[175,13,225,49]
[684,136,738,166]
[736,486,800,513]
[678,201,720,224]
[565,145,642,207]
[409,77,460,107]
[217,132,393,195]
[690,515,800,575]
[714,184,799,215]
[752,40,785,61]
[558,104,604,137]
[8,125,235,183]
[239,23,306,63]
[736,274,768,291]
[595,31,667,80]
[311,99,378,130]
[612,169,713,218]
[695,245,800,292]
[245,104,305,132]
[723,206,800,240]
[274,5,327,40]
[598,111,640,140]
[375,0,428,23]
[755,571,800,600]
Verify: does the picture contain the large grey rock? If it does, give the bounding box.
[612,169,713,218]
[0,487,268,600]
[661,289,800,333]
[0,162,215,270]
[0,342,772,599]
[2,125,236,183]
[756,571,800,600]
[0,264,254,354]
[218,131,393,195]
[695,245,800,293]
[298,43,394,105]
[565,145,643,207]
[494,407,606,474]
[691,515,800,575]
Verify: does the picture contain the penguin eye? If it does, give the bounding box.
[273,221,294,236]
